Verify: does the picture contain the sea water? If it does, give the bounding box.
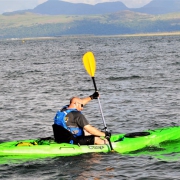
[0,35,180,179]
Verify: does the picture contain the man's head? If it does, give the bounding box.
[69,97,84,111]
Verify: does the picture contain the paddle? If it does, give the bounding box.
[82,51,113,151]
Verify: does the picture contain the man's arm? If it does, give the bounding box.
[82,92,99,105]
[84,124,105,137]
[81,96,91,105]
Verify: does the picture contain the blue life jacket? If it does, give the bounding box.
[54,106,83,138]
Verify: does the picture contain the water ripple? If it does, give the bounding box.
[0,35,180,179]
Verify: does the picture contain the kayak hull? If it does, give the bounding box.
[1,126,180,157]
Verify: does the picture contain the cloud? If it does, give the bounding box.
[121,0,152,8]
[37,0,48,4]
[0,0,38,13]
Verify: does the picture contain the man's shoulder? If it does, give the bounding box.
[70,111,81,115]
[67,110,81,116]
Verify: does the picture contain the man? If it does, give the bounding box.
[53,92,110,145]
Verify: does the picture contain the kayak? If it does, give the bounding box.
[0,126,180,157]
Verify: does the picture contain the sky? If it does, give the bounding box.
[0,0,152,14]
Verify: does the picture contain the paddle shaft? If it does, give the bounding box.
[92,77,107,129]
[92,77,113,150]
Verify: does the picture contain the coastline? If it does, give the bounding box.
[3,31,180,41]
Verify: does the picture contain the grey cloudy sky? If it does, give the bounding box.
[0,0,152,14]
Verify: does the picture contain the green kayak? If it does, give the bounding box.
[0,126,180,157]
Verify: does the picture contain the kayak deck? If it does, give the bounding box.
[114,126,180,154]
[1,126,180,157]
[0,134,123,157]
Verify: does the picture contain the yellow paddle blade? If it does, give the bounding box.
[82,51,96,77]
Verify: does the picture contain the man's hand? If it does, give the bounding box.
[105,131,111,139]
[89,91,99,100]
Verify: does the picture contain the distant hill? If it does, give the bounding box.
[1,0,180,39]
[3,0,128,16]
[33,0,128,15]
[134,0,180,14]
[1,11,180,39]
[2,0,180,16]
